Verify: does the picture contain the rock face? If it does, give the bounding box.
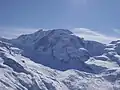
[0,29,120,90]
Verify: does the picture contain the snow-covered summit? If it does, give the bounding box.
[9,29,106,71]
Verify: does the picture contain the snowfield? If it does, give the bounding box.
[0,29,120,90]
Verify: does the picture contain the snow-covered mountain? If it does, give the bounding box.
[0,29,120,90]
[10,29,105,72]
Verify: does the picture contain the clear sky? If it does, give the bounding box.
[0,0,120,42]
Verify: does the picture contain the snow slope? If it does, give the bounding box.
[0,41,119,90]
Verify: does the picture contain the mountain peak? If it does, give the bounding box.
[50,29,73,34]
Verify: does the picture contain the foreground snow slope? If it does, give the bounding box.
[0,40,120,90]
[0,29,120,90]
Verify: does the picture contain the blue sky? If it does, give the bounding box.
[0,0,120,42]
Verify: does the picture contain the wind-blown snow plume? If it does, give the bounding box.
[72,28,119,43]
